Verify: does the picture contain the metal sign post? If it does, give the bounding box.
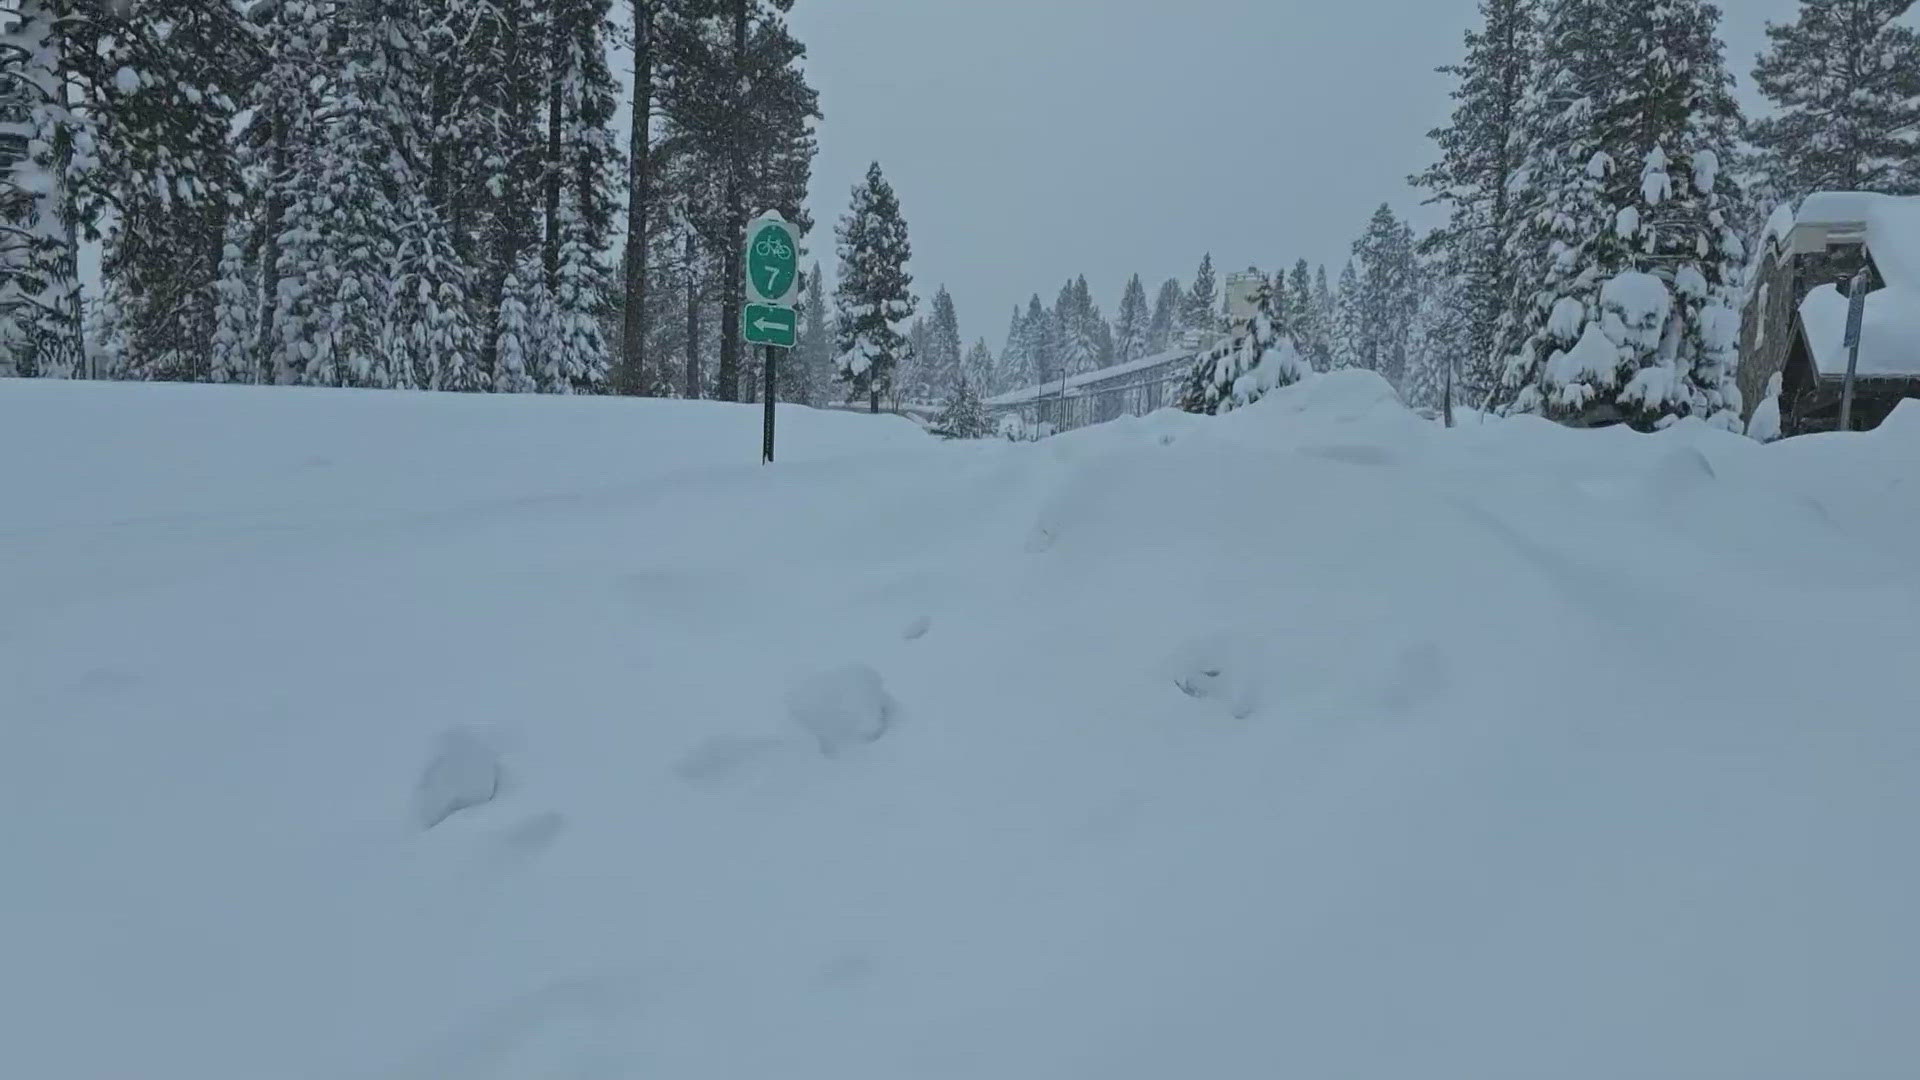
[1839,270,1869,432]
[744,211,800,463]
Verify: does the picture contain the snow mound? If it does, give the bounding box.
[415,729,502,829]
[785,664,898,755]
[7,380,1920,1080]
[1245,367,1403,423]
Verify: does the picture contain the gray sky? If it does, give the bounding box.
[778,0,1808,354]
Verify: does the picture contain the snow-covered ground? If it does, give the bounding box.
[5,375,1918,1079]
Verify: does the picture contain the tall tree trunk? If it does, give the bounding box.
[715,0,748,401]
[619,0,652,395]
[684,228,701,398]
[543,12,564,289]
[255,113,287,384]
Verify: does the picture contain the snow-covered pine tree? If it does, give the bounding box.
[542,0,621,393]
[1286,260,1331,371]
[1498,0,1747,429]
[208,212,259,384]
[931,373,992,439]
[1494,0,1628,418]
[1182,253,1219,340]
[1114,273,1150,363]
[1054,276,1102,377]
[780,260,826,404]
[963,337,994,393]
[389,192,483,391]
[1750,0,1920,200]
[900,315,929,402]
[1405,260,1473,411]
[924,285,962,399]
[545,209,613,393]
[834,161,914,413]
[998,303,1032,392]
[1415,0,1539,400]
[275,0,439,388]
[1351,204,1420,387]
[88,0,256,383]
[493,256,544,393]
[1177,276,1311,415]
[461,0,550,392]
[1268,268,1291,337]
[1029,294,1062,387]
[1330,261,1363,370]
[1,1,90,378]
[212,0,328,386]
[1148,277,1182,354]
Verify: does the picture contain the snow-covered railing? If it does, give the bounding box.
[984,347,1200,435]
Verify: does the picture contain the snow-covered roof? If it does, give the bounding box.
[1786,192,1920,380]
[984,345,1197,407]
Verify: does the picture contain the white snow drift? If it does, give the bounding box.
[3,375,1918,1079]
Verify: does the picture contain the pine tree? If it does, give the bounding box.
[1351,204,1421,387]
[1497,0,1747,429]
[925,284,962,398]
[1054,276,1102,377]
[963,337,994,392]
[834,161,914,413]
[784,260,828,404]
[1030,294,1062,387]
[544,0,621,386]
[493,256,544,393]
[93,0,257,383]
[1,1,89,377]
[1183,253,1219,339]
[1286,260,1330,370]
[657,0,819,402]
[1415,0,1539,399]
[1405,261,1473,411]
[999,303,1033,391]
[1114,273,1150,363]
[931,374,992,438]
[1330,261,1363,370]
[1148,277,1182,354]
[1177,277,1311,415]
[276,3,439,388]
[389,192,483,391]
[546,211,613,393]
[1750,0,1920,199]
[208,214,259,383]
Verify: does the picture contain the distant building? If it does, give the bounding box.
[1740,193,1920,435]
[1224,270,1265,327]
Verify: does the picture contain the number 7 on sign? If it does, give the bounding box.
[746,212,799,305]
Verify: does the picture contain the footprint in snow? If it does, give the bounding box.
[415,729,503,830]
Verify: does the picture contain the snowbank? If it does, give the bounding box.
[4,379,1917,1079]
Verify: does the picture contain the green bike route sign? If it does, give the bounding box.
[745,211,800,307]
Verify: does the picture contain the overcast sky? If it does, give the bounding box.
[764,0,1809,355]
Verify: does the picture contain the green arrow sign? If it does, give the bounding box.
[744,303,797,348]
[746,212,799,306]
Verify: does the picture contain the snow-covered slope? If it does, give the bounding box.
[5,376,1918,1079]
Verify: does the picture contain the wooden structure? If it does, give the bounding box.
[1740,194,1920,435]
